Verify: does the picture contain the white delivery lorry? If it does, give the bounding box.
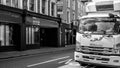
[74,0,120,67]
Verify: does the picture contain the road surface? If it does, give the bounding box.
[0,50,81,68]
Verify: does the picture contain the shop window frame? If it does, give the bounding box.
[0,23,14,47]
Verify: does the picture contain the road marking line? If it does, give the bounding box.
[27,56,70,67]
[65,59,72,64]
[58,59,70,64]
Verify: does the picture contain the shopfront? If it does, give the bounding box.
[61,23,71,45]
[0,10,22,52]
[26,16,41,49]
[61,23,77,46]
[25,15,59,49]
[40,18,59,47]
[0,4,61,52]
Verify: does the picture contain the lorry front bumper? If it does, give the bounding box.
[74,51,120,67]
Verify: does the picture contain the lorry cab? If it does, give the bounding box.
[75,13,120,67]
[74,0,120,67]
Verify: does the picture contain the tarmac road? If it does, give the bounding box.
[0,49,75,68]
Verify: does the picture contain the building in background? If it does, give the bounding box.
[0,0,61,52]
[56,0,79,46]
[77,0,86,18]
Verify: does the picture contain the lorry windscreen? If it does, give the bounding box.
[79,17,119,34]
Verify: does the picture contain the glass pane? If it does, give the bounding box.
[1,25,5,46]
[38,0,40,13]
[32,27,34,44]
[26,27,29,44]
[79,18,116,34]
[42,0,46,14]
[29,27,32,44]
[6,0,11,6]
[26,26,40,45]
[0,25,1,46]
[9,26,13,45]
[12,0,18,8]
[34,27,40,44]
[29,0,34,11]
[6,26,9,46]
[51,3,55,16]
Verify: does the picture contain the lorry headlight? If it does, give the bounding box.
[76,41,81,51]
[114,43,120,54]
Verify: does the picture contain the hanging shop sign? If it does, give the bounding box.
[57,2,63,14]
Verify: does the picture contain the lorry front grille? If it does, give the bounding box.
[82,55,110,61]
[80,46,114,55]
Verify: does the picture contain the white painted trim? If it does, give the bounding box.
[27,0,30,10]
[40,0,42,14]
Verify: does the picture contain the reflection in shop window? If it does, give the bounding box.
[29,27,32,44]
[0,25,4,46]
[26,26,40,45]
[6,26,9,46]
[26,27,29,44]
[32,27,34,44]
[0,25,13,46]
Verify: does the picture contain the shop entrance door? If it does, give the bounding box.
[40,28,58,47]
[40,28,46,47]
[12,24,21,50]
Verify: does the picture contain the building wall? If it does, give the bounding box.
[0,0,61,52]
[56,0,79,46]
[58,0,78,25]
[0,0,57,17]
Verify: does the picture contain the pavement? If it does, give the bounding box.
[0,45,75,60]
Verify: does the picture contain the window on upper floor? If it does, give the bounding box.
[72,0,75,10]
[12,0,18,8]
[42,0,46,14]
[0,0,1,4]
[67,11,70,24]
[66,0,70,7]
[23,0,28,9]
[51,2,55,16]
[29,0,35,11]
[73,13,77,25]
[0,0,21,9]
[37,0,41,13]
[6,0,12,6]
